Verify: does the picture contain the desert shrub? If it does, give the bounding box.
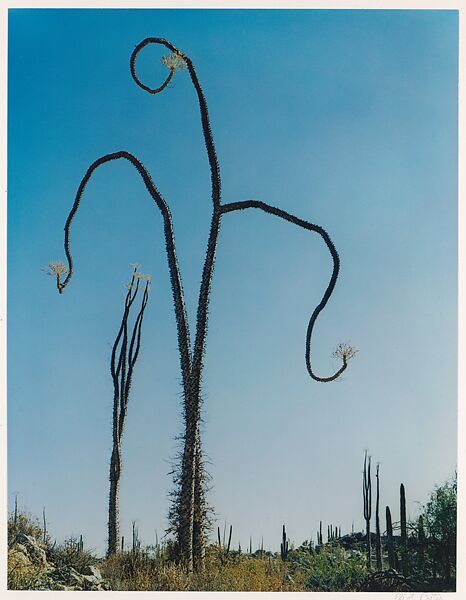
[102,545,301,591]
[7,549,44,590]
[188,548,294,592]
[8,509,44,547]
[48,536,99,572]
[419,473,456,584]
[103,549,160,591]
[289,545,367,591]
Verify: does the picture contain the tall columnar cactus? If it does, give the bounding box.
[226,525,232,555]
[386,506,395,569]
[319,521,323,546]
[417,514,425,571]
[53,37,355,571]
[281,524,289,561]
[108,268,150,556]
[218,524,233,563]
[363,451,372,570]
[42,507,47,545]
[400,483,408,576]
[375,463,382,571]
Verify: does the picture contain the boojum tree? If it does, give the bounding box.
[52,37,355,571]
[108,267,150,557]
[46,262,150,557]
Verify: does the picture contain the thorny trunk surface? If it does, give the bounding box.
[193,433,206,570]
[108,447,121,556]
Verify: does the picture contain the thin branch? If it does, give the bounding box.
[221,199,348,382]
[130,38,221,210]
[58,151,192,396]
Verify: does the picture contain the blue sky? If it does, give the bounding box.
[8,9,457,555]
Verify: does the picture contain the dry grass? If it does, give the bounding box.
[7,549,44,590]
[102,547,302,591]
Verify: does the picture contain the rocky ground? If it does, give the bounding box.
[8,533,110,591]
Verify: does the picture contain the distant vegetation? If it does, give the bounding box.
[8,468,456,591]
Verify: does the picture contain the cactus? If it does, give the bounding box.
[226,525,232,556]
[363,450,372,570]
[132,520,140,554]
[417,514,425,571]
[14,494,18,526]
[400,484,408,576]
[386,506,395,569]
[375,464,382,571]
[42,507,47,545]
[121,536,124,553]
[218,524,233,563]
[281,524,289,561]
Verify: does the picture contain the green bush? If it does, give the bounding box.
[419,473,456,584]
[289,545,367,591]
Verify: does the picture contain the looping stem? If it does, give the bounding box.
[130,38,183,95]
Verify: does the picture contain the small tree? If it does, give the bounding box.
[107,267,150,556]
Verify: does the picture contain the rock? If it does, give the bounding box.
[14,534,47,567]
[82,575,103,590]
[81,564,102,579]
[10,545,31,566]
[9,534,109,591]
